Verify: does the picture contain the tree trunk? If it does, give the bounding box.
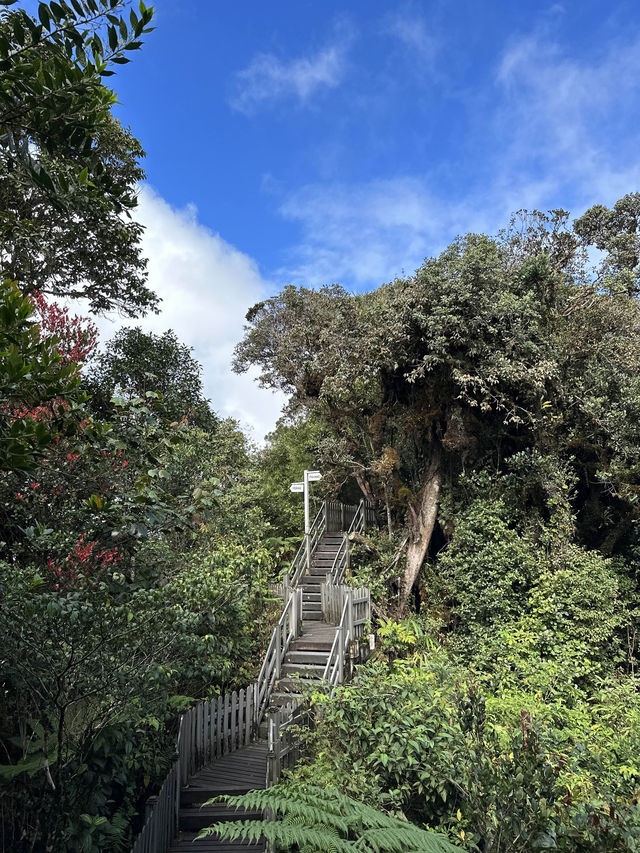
[398,452,442,614]
[354,470,375,504]
[384,482,393,537]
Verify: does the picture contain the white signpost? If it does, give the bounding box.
[290,470,323,571]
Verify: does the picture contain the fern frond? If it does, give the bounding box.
[356,824,456,852]
[201,783,460,852]
[197,819,353,852]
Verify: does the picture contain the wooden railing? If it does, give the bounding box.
[177,686,258,785]
[131,685,258,853]
[327,499,365,585]
[131,761,179,853]
[289,503,326,587]
[322,586,371,689]
[130,499,374,853]
[256,588,302,722]
[265,699,309,787]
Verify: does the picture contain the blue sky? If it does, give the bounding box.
[92,0,640,437]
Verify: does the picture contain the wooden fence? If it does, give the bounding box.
[321,584,370,641]
[131,762,179,853]
[265,700,310,788]
[322,586,371,689]
[177,685,258,785]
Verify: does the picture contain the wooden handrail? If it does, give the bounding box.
[130,499,372,853]
[327,499,366,586]
[289,503,326,587]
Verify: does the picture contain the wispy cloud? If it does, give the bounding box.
[275,177,476,289]
[495,31,640,200]
[384,7,438,64]
[230,30,351,115]
[272,26,640,292]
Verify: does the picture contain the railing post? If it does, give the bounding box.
[275,624,281,680]
[305,532,311,574]
[337,626,344,683]
[291,588,298,637]
[348,588,354,644]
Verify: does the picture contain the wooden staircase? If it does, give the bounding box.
[269,533,342,707]
[168,533,344,850]
[131,503,372,853]
[169,742,268,851]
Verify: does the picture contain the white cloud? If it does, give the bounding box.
[230,35,349,115]
[385,8,438,63]
[276,176,474,289]
[92,186,285,441]
[495,32,640,202]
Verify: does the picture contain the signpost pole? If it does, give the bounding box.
[304,469,311,573]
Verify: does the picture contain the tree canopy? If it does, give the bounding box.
[235,202,640,609]
[0,0,157,316]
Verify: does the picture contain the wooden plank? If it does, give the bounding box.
[245,685,252,745]
[231,690,238,752]
[209,698,215,762]
[223,692,230,755]
[216,694,223,759]
[196,701,203,769]
[238,688,245,749]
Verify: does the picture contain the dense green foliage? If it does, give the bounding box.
[86,326,218,430]
[2,2,640,851]
[289,471,640,850]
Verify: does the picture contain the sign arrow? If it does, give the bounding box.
[289,482,304,493]
[307,471,322,482]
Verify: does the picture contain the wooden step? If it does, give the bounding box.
[179,806,262,832]
[181,786,256,807]
[281,663,326,678]
[303,592,321,601]
[286,650,330,665]
[269,690,303,706]
[302,599,321,610]
[289,638,334,651]
[277,676,323,693]
[301,610,322,621]
[170,830,265,851]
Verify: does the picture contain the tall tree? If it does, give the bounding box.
[234,208,640,611]
[0,0,156,316]
[87,327,218,430]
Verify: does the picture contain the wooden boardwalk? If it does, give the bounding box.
[167,535,346,851]
[170,742,268,851]
[131,506,373,853]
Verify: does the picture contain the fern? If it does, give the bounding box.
[197,782,460,852]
